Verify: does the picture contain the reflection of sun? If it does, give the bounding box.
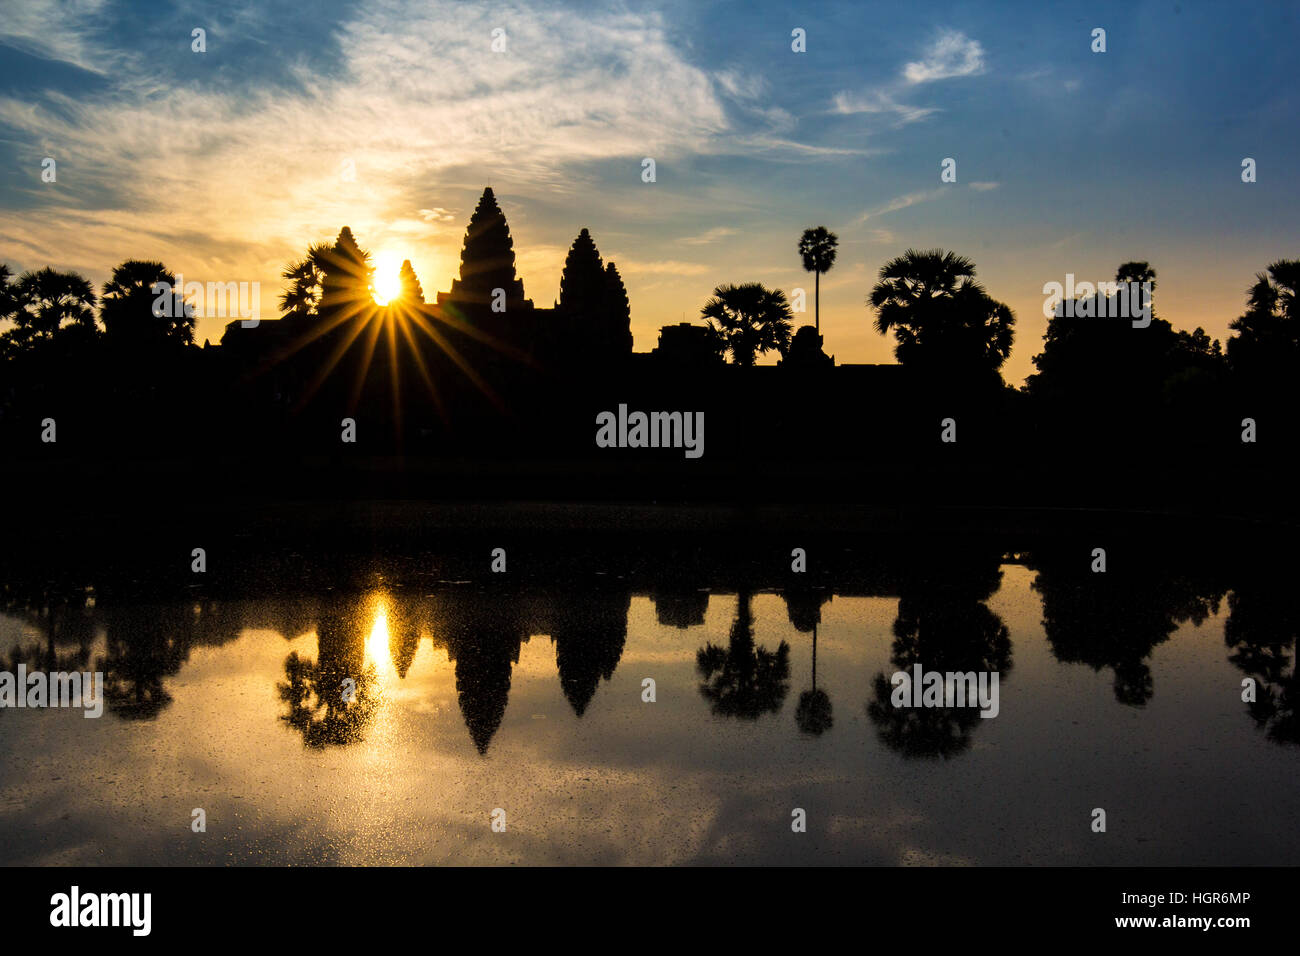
[371,252,403,305]
[365,593,396,679]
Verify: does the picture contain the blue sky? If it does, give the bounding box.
[1,0,1297,382]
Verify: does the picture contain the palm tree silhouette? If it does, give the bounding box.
[278,242,333,320]
[798,226,838,333]
[701,282,793,366]
[0,267,97,352]
[696,591,791,719]
[100,259,194,346]
[868,248,1013,381]
[1228,258,1300,379]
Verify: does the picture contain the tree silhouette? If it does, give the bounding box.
[100,259,194,347]
[869,249,1013,385]
[1227,259,1300,383]
[1026,260,1224,425]
[798,226,838,333]
[1224,572,1300,746]
[0,267,98,354]
[278,242,332,320]
[277,597,379,748]
[866,549,1012,758]
[696,591,791,719]
[1030,546,1222,706]
[701,282,793,366]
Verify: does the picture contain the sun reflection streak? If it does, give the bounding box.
[365,592,397,680]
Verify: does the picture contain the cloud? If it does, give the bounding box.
[611,258,712,276]
[832,30,985,130]
[832,91,937,125]
[679,227,737,245]
[968,181,1000,191]
[0,0,119,75]
[856,188,947,223]
[0,0,740,338]
[902,30,986,84]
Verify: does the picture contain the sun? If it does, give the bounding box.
[371,252,404,306]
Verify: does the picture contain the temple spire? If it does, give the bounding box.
[441,187,531,309]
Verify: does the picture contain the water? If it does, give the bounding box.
[2,548,1297,866]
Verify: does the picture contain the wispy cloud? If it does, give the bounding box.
[856,188,948,223]
[968,181,1000,191]
[832,91,937,125]
[0,0,119,75]
[612,258,712,277]
[902,30,986,84]
[679,227,737,246]
[833,29,986,130]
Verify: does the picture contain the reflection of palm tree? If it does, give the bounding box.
[795,624,833,735]
[697,592,790,719]
[866,548,1011,758]
[786,588,833,735]
[1224,574,1300,745]
[277,596,379,747]
[97,603,194,720]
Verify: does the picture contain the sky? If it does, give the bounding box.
[1,0,1297,384]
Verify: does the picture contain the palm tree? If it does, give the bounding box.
[868,248,1014,380]
[278,242,333,319]
[798,226,838,333]
[0,268,97,352]
[0,263,15,320]
[701,282,793,366]
[100,259,194,346]
[1227,259,1300,380]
